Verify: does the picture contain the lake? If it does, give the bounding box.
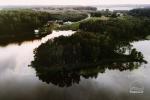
[0,31,150,100]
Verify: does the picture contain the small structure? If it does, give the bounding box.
[34,29,40,37]
[116,13,124,17]
[47,20,64,25]
[64,21,72,25]
[129,81,144,94]
[47,21,55,24]
[56,20,63,25]
[34,29,39,34]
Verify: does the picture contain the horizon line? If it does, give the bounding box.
[0,4,150,6]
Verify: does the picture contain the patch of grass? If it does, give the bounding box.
[57,22,80,31]
[57,16,109,31]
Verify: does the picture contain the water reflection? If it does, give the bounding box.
[31,62,145,87]
[0,31,150,100]
[0,34,46,46]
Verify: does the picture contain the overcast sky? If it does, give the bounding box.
[0,0,150,5]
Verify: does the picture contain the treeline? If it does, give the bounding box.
[89,9,126,18]
[129,8,150,17]
[33,32,109,66]
[33,6,97,11]
[0,9,88,36]
[79,18,150,40]
[72,6,97,11]
[50,12,88,22]
[90,11,102,17]
[0,9,52,35]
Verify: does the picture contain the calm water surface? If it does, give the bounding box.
[0,31,150,100]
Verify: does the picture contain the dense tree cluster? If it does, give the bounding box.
[32,31,145,68]
[50,12,88,22]
[32,14,149,69]
[79,18,150,40]
[0,9,52,35]
[129,8,150,17]
[0,9,88,37]
[90,11,102,17]
[33,6,97,12]
[33,32,102,66]
[72,6,97,11]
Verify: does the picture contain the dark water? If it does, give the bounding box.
[0,31,150,100]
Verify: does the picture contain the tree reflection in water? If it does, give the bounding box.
[31,32,147,87]
[31,62,145,87]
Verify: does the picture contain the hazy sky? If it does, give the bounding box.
[0,0,150,5]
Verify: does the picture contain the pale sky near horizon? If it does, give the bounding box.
[0,0,150,6]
